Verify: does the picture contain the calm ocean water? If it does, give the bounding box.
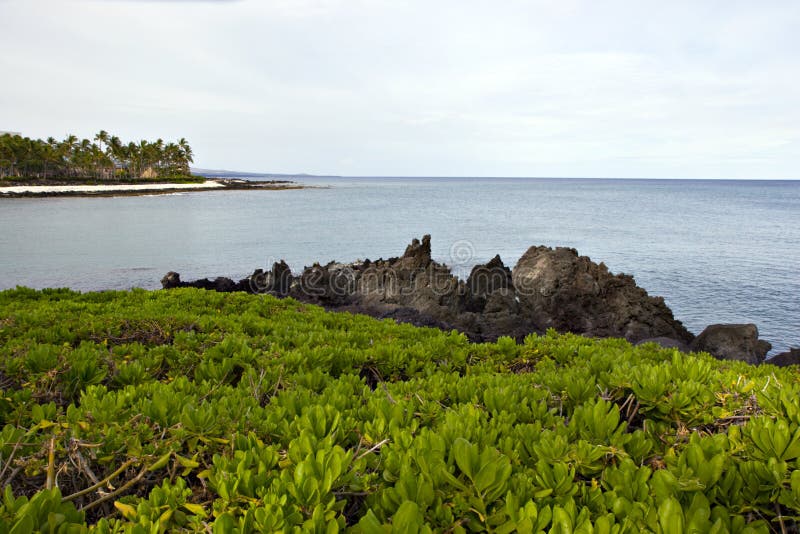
[1,177,798,354]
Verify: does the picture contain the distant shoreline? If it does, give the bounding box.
[0,179,306,198]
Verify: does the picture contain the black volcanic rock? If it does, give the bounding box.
[161,271,182,289]
[690,324,771,365]
[249,261,293,296]
[463,255,514,313]
[400,235,432,269]
[511,246,693,343]
[161,236,787,361]
[767,348,800,367]
[160,271,247,293]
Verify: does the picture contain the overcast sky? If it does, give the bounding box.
[1,0,798,178]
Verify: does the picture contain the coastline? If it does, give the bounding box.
[159,235,797,365]
[0,178,305,198]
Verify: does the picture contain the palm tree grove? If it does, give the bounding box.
[0,131,195,181]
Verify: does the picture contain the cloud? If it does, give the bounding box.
[103,0,242,2]
[0,0,798,178]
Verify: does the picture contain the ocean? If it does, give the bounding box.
[1,177,798,354]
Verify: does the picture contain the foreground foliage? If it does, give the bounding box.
[0,287,798,533]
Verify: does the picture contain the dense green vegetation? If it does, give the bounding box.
[0,288,799,533]
[0,132,194,181]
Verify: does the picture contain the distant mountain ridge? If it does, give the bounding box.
[192,168,340,179]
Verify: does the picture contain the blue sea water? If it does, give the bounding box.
[0,177,798,354]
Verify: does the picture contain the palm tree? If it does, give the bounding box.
[154,138,165,175]
[94,130,109,153]
[164,142,180,176]
[107,135,123,178]
[0,134,14,178]
[126,142,139,178]
[178,137,193,175]
[0,132,195,180]
[94,131,112,179]
[59,135,78,177]
[40,137,60,179]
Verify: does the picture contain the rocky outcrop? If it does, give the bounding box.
[512,246,694,343]
[161,271,182,289]
[160,271,249,293]
[767,348,800,367]
[463,255,513,313]
[250,261,293,296]
[161,236,702,345]
[690,324,772,365]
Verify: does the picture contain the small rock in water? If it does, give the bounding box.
[766,347,800,367]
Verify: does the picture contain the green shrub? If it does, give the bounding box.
[0,288,796,531]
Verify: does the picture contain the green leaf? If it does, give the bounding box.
[213,512,237,534]
[393,501,424,534]
[356,510,390,534]
[182,503,207,517]
[453,438,475,480]
[658,498,684,534]
[9,514,34,534]
[148,452,172,471]
[113,501,137,521]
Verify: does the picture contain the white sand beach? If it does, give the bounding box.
[0,181,225,194]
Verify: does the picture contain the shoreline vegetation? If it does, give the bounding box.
[1,286,799,531]
[0,132,305,196]
[0,131,194,181]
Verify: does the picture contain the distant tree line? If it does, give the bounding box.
[0,131,194,180]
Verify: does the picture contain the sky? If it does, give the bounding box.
[1,0,798,179]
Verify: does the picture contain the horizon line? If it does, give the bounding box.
[192,169,800,182]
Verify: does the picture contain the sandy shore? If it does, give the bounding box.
[0,181,225,194]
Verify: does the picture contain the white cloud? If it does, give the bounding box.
[1,0,798,178]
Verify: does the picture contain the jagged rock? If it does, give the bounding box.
[212,277,238,293]
[511,246,693,343]
[399,235,432,269]
[161,271,182,289]
[356,238,460,316]
[293,262,358,305]
[690,324,771,365]
[272,260,293,296]
[767,348,800,367]
[248,269,266,291]
[249,261,293,296]
[463,255,514,313]
[162,236,775,356]
[757,340,772,360]
[160,272,246,292]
